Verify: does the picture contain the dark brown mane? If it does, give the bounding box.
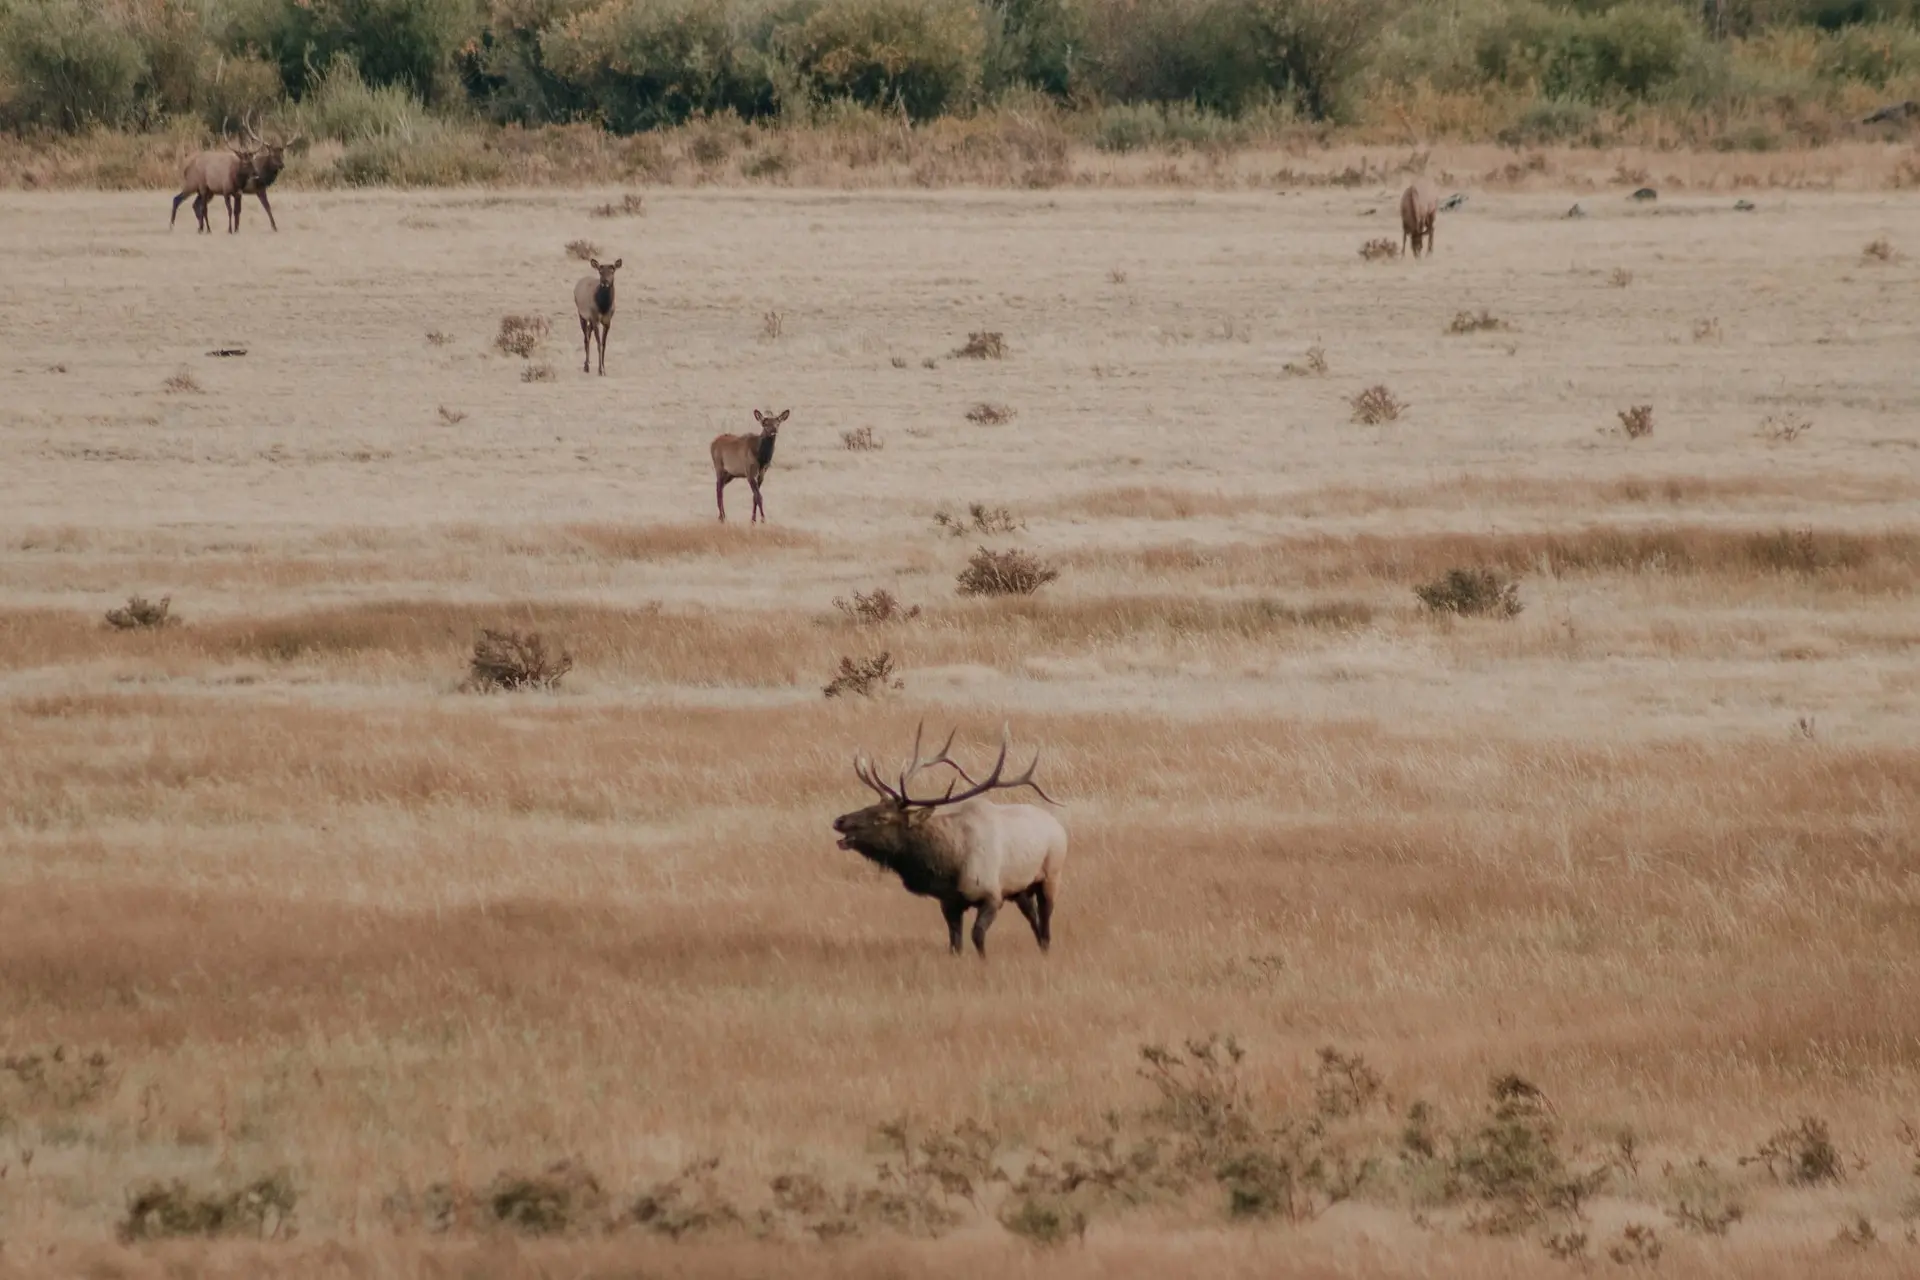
[755,432,776,468]
[594,282,613,314]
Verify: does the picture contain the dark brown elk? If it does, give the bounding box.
[832,722,1068,959]
[572,257,622,375]
[229,119,297,232]
[1401,178,1440,259]
[710,408,787,523]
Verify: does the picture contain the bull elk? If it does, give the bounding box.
[573,257,621,375]
[1400,177,1439,259]
[710,408,787,523]
[832,721,1067,959]
[168,113,299,235]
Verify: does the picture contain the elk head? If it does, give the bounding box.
[240,110,300,187]
[832,721,1057,858]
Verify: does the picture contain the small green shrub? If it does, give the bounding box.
[777,0,986,121]
[0,0,147,131]
[537,0,775,132]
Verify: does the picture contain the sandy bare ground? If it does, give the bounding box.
[1,184,1918,1274]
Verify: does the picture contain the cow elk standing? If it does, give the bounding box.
[573,257,622,375]
[711,408,787,523]
[1401,178,1440,259]
[832,722,1068,959]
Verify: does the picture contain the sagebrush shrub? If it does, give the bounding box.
[957,547,1058,596]
[1415,568,1522,618]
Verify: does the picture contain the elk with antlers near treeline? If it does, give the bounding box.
[711,407,787,523]
[1401,177,1440,259]
[832,722,1067,959]
[169,113,298,234]
[573,256,621,374]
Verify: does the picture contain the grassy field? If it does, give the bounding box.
[1,177,1919,1277]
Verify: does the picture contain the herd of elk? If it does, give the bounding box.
[169,113,298,235]
[834,722,1068,959]
[710,408,787,523]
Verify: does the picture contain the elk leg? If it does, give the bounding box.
[170,191,190,228]
[970,898,1000,960]
[596,319,608,375]
[1036,880,1055,952]
[254,190,277,232]
[941,898,967,956]
[715,475,730,522]
[192,193,209,233]
[748,476,763,524]
[1012,890,1043,947]
[580,317,592,373]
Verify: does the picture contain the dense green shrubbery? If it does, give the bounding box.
[2,0,1917,140]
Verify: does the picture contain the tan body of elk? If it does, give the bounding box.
[832,722,1067,959]
[1401,178,1440,259]
[171,149,251,234]
[169,114,297,235]
[573,257,622,374]
[711,408,787,523]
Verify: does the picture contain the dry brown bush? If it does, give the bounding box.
[1758,413,1812,443]
[1349,385,1405,424]
[966,402,1015,425]
[163,369,202,394]
[1284,344,1329,377]
[1359,238,1399,261]
[1447,309,1507,334]
[832,589,920,624]
[565,239,600,260]
[496,314,549,358]
[437,405,467,425]
[119,1173,296,1242]
[1618,404,1655,438]
[589,194,646,218]
[1415,568,1523,618]
[521,363,557,383]
[424,330,452,346]
[762,310,786,341]
[1741,1117,1842,1186]
[822,652,903,697]
[841,426,880,450]
[464,628,573,691]
[953,331,1005,359]
[1610,267,1635,287]
[933,503,1022,537]
[1863,237,1896,262]
[104,594,174,630]
[1693,317,1722,342]
[957,547,1059,596]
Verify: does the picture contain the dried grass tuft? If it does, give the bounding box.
[588,193,646,218]
[163,369,202,394]
[464,628,573,691]
[957,547,1059,596]
[966,402,1015,425]
[104,594,174,630]
[841,426,881,451]
[1447,309,1506,334]
[1359,238,1399,261]
[521,363,557,383]
[565,239,600,260]
[1415,568,1523,618]
[832,588,919,624]
[953,331,1005,359]
[1349,385,1404,424]
[496,314,549,358]
[1618,405,1654,439]
[823,652,903,697]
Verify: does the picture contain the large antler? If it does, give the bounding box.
[907,722,1059,808]
[243,108,265,147]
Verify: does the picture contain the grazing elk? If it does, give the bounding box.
[1401,177,1440,259]
[573,257,622,375]
[711,408,787,523]
[832,722,1067,959]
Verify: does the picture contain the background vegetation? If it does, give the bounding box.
[0,0,1916,180]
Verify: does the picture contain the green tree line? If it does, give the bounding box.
[2,0,1917,139]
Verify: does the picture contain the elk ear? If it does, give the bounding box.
[753,410,764,423]
[589,258,601,270]
[905,806,936,829]
[611,258,623,269]
[776,409,791,423]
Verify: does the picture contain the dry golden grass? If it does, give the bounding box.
[2,182,1919,1275]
